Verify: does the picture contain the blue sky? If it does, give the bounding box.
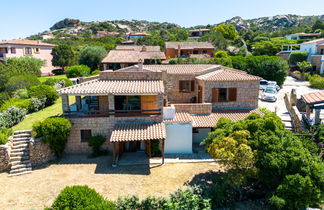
[1,0,323,40]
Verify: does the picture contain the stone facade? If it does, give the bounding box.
[172,103,212,114]
[203,80,259,109]
[166,74,197,103]
[29,138,53,167]
[0,142,11,172]
[165,48,214,58]
[311,55,323,71]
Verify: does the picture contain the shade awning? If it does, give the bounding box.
[110,123,166,142]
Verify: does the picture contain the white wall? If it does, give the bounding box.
[300,44,317,61]
[193,128,211,144]
[165,122,192,154]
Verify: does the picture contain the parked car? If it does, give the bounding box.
[267,81,280,91]
[259,80,268,90]
[262,88,277,102]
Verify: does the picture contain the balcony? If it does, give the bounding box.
[64,109,162,118]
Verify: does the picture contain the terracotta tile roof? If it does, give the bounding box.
[302,91,324,105]
[116,45,161,52]
[189,29,211,32]
[57,79,164,95]
[110,123,165,142]
[143,64,220,74]
[102,50,166,63]
[121,40,135,44]
[300,38,324,45]
[164,112,192,123]
[191,109,263,128]
[0,39,55,47]
[195,68,262,81]
[165,42,214,49]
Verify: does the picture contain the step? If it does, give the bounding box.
[9,167,32,175]
[10,151,29,157]
[12,143,29,149]
[13,137,30,142]
[11,160,31,166]
[10,156,30,161]
[14,130,32,135]
[8,170,32,177]
[11,147,29,153]
[11,162,32,170]
[13,140,30,146]
[13,133,31,138]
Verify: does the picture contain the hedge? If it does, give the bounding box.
[66,65,91,78]
[289,51,308,65]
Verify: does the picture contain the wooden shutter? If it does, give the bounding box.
[212,88,219,102]
[191,80,195,92]
[229,88,237,102]
[179,81,183,92]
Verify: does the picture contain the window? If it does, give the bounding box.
[10,47,16,54]
[193,50,199,54]
[202,50,207,54]
[115,96,141,111]
[321,49,324,55]
[193,128,199,133]
[212,88,237,102]
[179,80,195,92]
[24,47,32,55]
[80,130,92,142]
[34,48,40,54]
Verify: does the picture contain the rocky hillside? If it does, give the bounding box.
[223,14,324,31]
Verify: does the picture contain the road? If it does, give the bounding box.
[258,76,320,129]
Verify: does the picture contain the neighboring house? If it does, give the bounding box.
[121,40,135,45]
[278,38,324,74]
[165,42,214,58]
[189,29,211,39]
[101,45,166,70]
[128,32,150,40]
[41,33,54,40]
[57,64,261,164]
[96,31,119,37]
[0,39,55,75]
[285,33,321,40]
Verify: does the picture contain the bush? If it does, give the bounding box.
[29,97,46,112]
[43,78,73,88]
[0,106,27,128]
[33,117,71,157]
[28,85,59,106]
[293,70,301,74]
[66,65,91,78]
[88,135,106,156]
[51,185,115,210]
[91,70,101,76]
[51,69,65,75]
[309,74,324,89]
[0,99,31,112]
[289,51,308,65]
[6,57,44,76]
[5,74,40,92]
[0,127,13,145]
[14,89,29,99]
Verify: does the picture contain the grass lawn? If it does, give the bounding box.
[12,96,75,131]
[38,74,67,83]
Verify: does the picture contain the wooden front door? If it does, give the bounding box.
[198,85,203,103]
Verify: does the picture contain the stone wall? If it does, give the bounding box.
[166,74,197,103]
[204,80,259,109]
[0,141,11,172]
[311,55,323,70]
[29,138,53,167]
[79,75,100,83]
[284,92,303,132]
[172,103,212,114]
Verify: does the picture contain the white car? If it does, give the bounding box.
[262,88,277,102]
[259,80,268,90]
[267,81,280,91]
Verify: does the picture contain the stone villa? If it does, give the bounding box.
[165,42,214,58]
[57,64,261,165]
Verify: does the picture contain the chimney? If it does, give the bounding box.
[141,45,147,52]
[138,58,143,71]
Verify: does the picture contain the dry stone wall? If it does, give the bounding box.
[29,138,53,167]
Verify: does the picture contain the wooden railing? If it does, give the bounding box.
[64,109,162,118]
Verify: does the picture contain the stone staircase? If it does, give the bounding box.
[8,130,32,177]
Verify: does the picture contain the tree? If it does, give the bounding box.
[312,20,324,31]
[51,44,75,71]
[297,61,312,73]
[6,57,44,76]
[66,65,91,78]
[213,51,233,67]
[199,31,227,50]
[252,39,297,56]
[289,51,308,65]
[79,45,107,71]
[214,24,238,40]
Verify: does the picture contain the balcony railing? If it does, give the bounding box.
[64,109,162,118]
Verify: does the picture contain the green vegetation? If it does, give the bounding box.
[214,24,238,40]
[289,51,308,65]
[66,65,91,78]
[33,117,71,157]
[50,185,115,210]
[38,75,67,83]
[51,44,76,70]
[28,85,59,106]
[0,127,13,145]
[79,45,107,71]
[87,135,107,157]
[309,74,324,89]
[203,112,324,209]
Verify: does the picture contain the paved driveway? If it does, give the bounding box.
[258,76,321,128]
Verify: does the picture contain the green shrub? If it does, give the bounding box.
[293,70,301,74]
[0,127,13,145]
[88,135,106,157]
[28,85,59,106]
[214,51,229,58]
[309,74,324,89]
[34,117,71,157]
[51,69,65,75]
[14,89,29,99]
[0,106,27,128]
[43,78,73,88]
[0,99,31,112]
[29,97,46,112]
[51,185,115,210]
[289,51,308,65]
[66,65,91,78]
[5,74,40,92]
[91,70,101,76]
[117,196,141,210]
